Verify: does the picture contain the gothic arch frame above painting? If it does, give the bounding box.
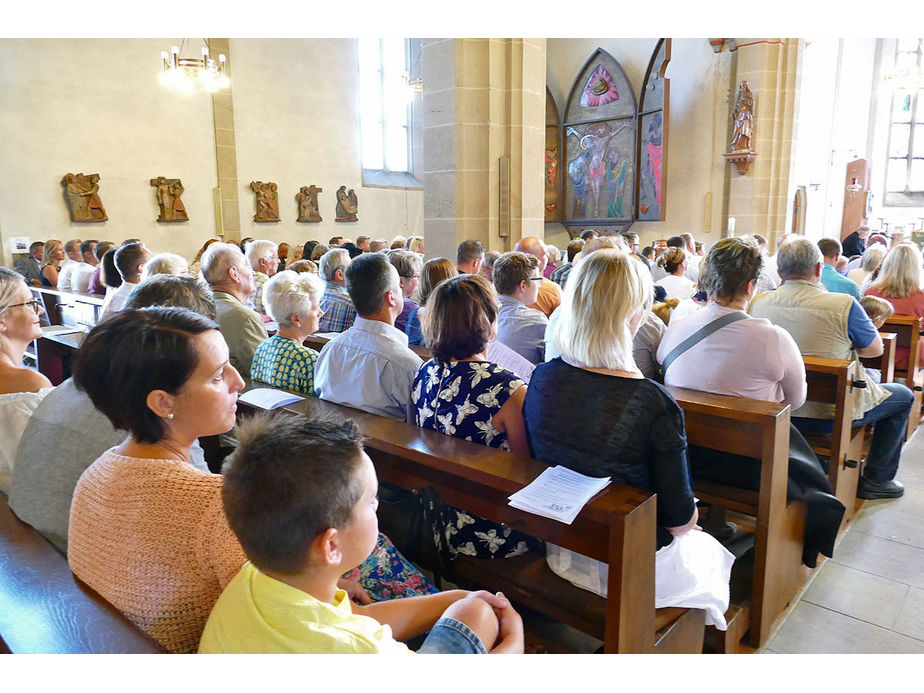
[546,40,671,234]
[562,48,638,230]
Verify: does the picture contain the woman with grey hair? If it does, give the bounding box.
[847,243,886,291]
[141,252,190,281]
[250,270,325,395]
[387,249,422,333]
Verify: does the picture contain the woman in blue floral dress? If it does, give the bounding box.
[412,274,544,560]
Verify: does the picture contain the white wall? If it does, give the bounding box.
[0,38,424,268]
[0,39,217,266]
[545,38,731,250]
[231,39,423,250]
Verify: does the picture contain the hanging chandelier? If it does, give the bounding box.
[160,39,229,92]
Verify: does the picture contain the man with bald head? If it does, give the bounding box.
[513,236,562,317]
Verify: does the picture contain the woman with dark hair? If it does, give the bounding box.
[67,307,248,653]
[101,246,122,290]
[301,240,319,264]
[412,274,542,560]
[654,247,695,300]
[657,237,843,566]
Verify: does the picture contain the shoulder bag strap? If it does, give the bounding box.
[660,311,750,375]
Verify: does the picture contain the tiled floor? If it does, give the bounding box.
[762,423,924,653]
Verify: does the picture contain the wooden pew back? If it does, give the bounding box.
[860,332,897,384]
[879,315,923,439]
[802,357,861,518]
[237,381,701,653]
[667,386,799,649]
[0,496,164,654]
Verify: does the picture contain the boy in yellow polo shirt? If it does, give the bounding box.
[199,413,523,654]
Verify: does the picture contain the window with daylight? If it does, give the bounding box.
[359,38,422,188]
[884,38,924,205]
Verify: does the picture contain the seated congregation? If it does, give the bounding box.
[1,226,921,654]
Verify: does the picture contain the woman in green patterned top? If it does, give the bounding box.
[251,270,324,395]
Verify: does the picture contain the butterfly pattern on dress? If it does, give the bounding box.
[413,359,541,559]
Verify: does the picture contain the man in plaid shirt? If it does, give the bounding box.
[317,247,356,333]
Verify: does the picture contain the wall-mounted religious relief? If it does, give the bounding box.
[62,172,107,222]
[724,81,757,175]
[150,176,188,222]
[250,181,280,222]
[335,186,358,222]
[545,88,562,222]
[637,39,671,221]
[296,185,323,222]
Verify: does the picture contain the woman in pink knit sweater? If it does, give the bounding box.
[68,307,248,653]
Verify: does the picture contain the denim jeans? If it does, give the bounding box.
[794,382,914,483]
[415,617,487,654]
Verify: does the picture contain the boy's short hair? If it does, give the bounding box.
[859,295,894,323]
[223,412,367,575]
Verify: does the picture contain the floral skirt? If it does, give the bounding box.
[343,532,439,601]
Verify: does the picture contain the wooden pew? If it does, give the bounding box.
[802,357,863,519]
[32,286,104,330]
[667,386,799,650]
[305,333,432,360]
[0,496,164,654]
[860,331,897,385]
[236,381,706,653]
[878,314,923,440]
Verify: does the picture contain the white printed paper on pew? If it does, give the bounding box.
[508,466,611,524]
[237,388,304,410]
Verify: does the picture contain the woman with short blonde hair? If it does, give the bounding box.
[523,248,733,626]
[554,248,653,373]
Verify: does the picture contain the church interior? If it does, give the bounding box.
[1,28,923,666]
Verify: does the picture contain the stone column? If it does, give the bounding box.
[421,39,546,261]
[209,37,241,242]
[725,39,800,247]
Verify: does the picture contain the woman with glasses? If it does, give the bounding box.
[0,267,53,492]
